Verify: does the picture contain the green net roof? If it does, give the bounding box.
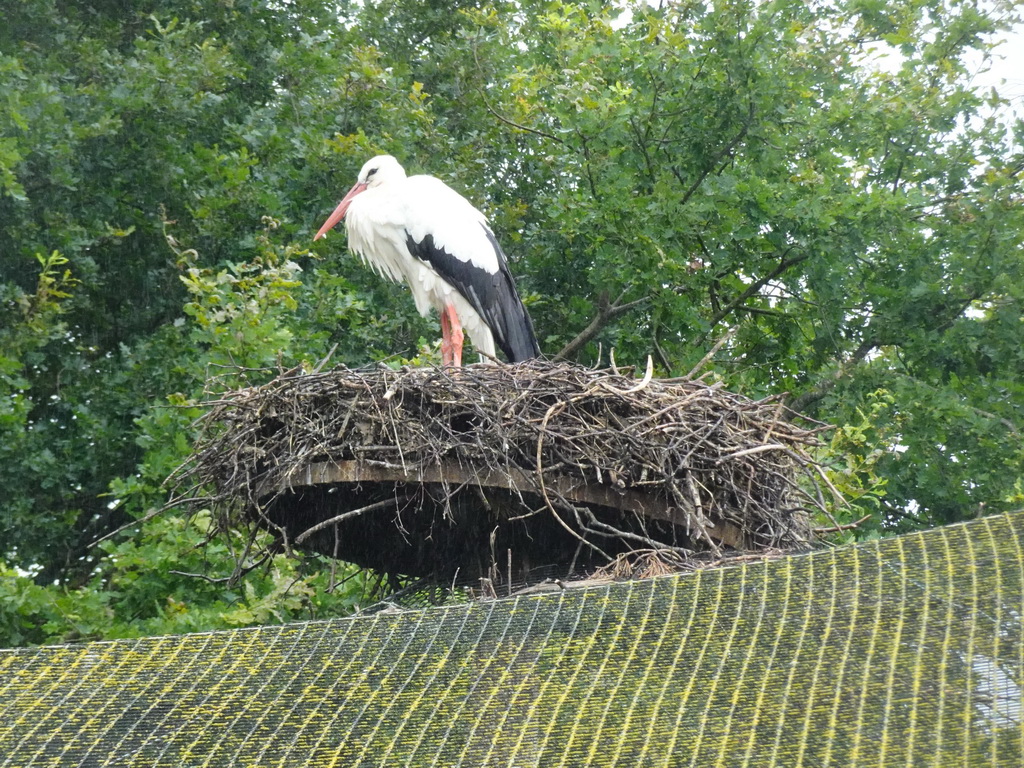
[2,511,1022,767]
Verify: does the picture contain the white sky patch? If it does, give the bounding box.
[966,16,1024,121]
[617,0,1023,110]
[971,653,1024,731]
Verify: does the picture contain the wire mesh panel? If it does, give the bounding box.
[2,511,1022,767]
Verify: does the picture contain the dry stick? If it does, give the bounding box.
[226,527,261,584]
[813,462,852,508]
[336,393,361,438]
[684,472,722,554]
[684,326,739,381]
[251,497,295,558]
[330,525,341,590]
[88,494,215,548]
[170,553,270,584]
[312,343,339,374]
[294,497,404,545]
[583,509,689,556]
[609,348,622,377]
[597,355,655,396]
[536,397,612,560]
[781,447,845,533]
[716,443,788,463]
[631,386,720,432]
[814,514,872,534]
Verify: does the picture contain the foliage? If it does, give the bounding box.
[0,512,365,646]
[1,0,1021,646]
[459,0,1024,532]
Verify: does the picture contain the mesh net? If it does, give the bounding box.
[2,510,1022,767]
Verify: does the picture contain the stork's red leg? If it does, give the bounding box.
[440,304,463,368]
[440,306,453,366]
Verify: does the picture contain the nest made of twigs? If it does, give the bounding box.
[172,359,829,587]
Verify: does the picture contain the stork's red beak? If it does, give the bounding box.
[314,181,367,240]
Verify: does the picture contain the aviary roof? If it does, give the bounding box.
[2,510,1022,766]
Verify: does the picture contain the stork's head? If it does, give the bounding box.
[314,155,407,240]
[358,154,406,187]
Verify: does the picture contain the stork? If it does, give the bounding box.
[314,155,540,367]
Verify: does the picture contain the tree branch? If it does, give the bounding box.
[480,98,566,145]
[786,337,877,414]
[673,98,755,206]
[693,248,808,348]
[472,40,565,146]
[651,324,673,373]
[554,289,650,361]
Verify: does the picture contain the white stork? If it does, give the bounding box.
[314,155,541,367]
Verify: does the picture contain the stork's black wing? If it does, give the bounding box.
[404,224,540,362]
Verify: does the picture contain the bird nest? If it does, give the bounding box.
[172,360,830,588]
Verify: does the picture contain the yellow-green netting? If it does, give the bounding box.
[2,511,1022,767]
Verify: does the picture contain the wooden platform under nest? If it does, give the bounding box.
[175,360,828,585]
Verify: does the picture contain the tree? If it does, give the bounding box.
[1,0,1021,646]
[456,0,1024,531]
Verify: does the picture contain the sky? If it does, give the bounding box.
[968,20,1024,122]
